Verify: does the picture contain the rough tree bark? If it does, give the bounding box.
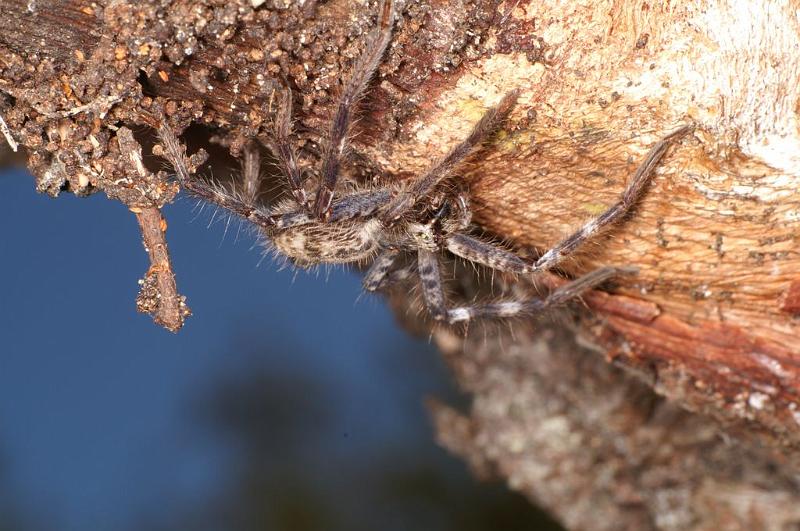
[1,0,799,529]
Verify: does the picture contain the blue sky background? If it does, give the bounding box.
[0,166,556,530]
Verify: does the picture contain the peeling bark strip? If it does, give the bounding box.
[2,0,800,525]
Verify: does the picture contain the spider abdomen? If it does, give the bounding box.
[271,218,383,267]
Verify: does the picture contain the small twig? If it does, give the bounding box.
[132,206,190,332]
[0,112,18,152]
[118,127,190,332]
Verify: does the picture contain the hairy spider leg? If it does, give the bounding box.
[241,140,261,205]
[312,0,396,220]
[158,124,276,229]
[328,188,392,220]
[273,189,393,229]
[445,233,529,272]
[363,248,402,291]
[159,121,395,232]
[379,89,519,226]
[384,262,417,285]
[415,126,690,322]
[268,89,308,208]
[533,124,692,271]
[418,249,448,321]
[442,125,691,276]
[444,266,632,323]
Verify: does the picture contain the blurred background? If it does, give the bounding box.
[0,163,560,531]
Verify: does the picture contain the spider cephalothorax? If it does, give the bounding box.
[156,0,690,324]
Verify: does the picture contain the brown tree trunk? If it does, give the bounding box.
[2,0,799,528]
